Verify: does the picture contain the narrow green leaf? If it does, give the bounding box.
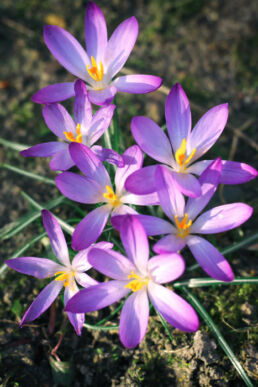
[83,322,119,331]
[21,191,74,235]
[1,163,56,185]
[181,287,254,387]
[0,231,46,277]
[187,232,258,272]
[0,137,29,151]
[49,356,75,386]
[96,302,124,326]
[155,309,173,343]
[174,277,258,288]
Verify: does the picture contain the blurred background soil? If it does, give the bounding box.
[0,0,257,385]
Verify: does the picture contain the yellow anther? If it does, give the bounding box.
[103,185,121,207]
[174,214,192,239]
[54,270,75,288]
[125,271,149,292]
[87,56,104,82]
[64,123,82,143]
[175,138,196,171]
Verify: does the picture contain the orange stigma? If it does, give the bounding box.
[103,186,121,208]
[64,123,82,143]
[175,139,196,171]
[87,56,104,82]
[174,213,192,238]
[125,271,149,292]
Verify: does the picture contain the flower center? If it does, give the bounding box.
[174,213,192,238]
[103,185,121,208]
[64,123,82,143]
[125,271,149,292]
[175,139,196,172]
[54,270,75,287]
[87,56,104,82]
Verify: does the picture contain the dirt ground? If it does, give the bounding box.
[0,0,257,385]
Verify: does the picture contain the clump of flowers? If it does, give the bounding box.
[5,1,257,360]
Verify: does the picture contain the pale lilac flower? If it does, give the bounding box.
[56,143,159,250]
[65,215,199,348]
[32,2,162,106]
[22,80,123,171]
[125,83,257,197]
[123,160,253,282]
[6,210,113,335]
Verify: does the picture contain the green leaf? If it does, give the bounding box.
[1,163,56,185]
[49,356,75,386]
[156,309,173,343]
[0,137,29,151]
[173,277,258,288]
[0,196,66,240]
[83,322,119,331]
[11,299,22,317]
[181,287,254,387]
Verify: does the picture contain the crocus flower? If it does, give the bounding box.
[56,143,159,250]
[125,83,257,197]
[6,210,113,335]
[32,2,162,106]
[122,160,253,282]
[65,215,199,348]
[22,80,123,171]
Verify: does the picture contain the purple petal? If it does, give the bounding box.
[69,143,111,187]
[156,166,185,219]
[31,82,75,104]
[21,142,67,158]
[121,192,159,206]
[44,25,89,80]
[131,215,174,236]
[120,215,149,274]
[75,272,98,288]
[148,282,199,332]
[220,161,258,185]
[165,83,192,152]
[190,103,229,160]
[191,203,253,234]
[104,17,138,78]
[20,280,63,327]
[56,172,103,203]
[172,171,202,198]
[88,85,117,106]
[153,234,186,254]
[185,158,222,220]
[113,75,162,94]
[42,210,70,266]
[49,148,75,171]
[64,283,85,335]
[148,253,185,283]
[88,104,116,145]
[72,205,110,250]
[85,2,107,63]
[125,165,158,195]
[72,249,92,272]
[43,103,75,140]
[65,280,129,313]
[5,257,63,279]
[119,290,149,348]
[186,235,234,281]
[131,116,173,164]
[111,204,138,216]
[74,80,92,129]
[113,146,142,194]
[88,248,134,280]
[92,145,124,168]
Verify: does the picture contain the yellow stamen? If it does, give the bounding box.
[87,56,104,82]
[175,138,196,171]
[174,213,192,239]
[54,270,75,288]
[103,185,121,207]
[125,271,149,292]
[64,123,82,143]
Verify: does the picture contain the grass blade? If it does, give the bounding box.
[187,232,258,272]
[174,277,258,288]
[21,191,74,235]
[181,287,254,387]
[0,137,29,151]
[155,309,173,343]
[1,163,56,185]
[83,322,119,331]
[0,231,46,277]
